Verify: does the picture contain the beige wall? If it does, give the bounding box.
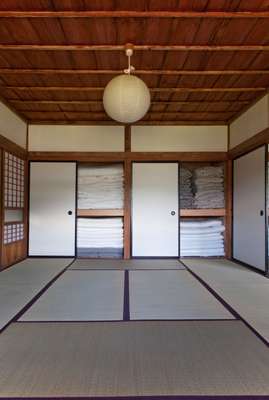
[28,125,125,152]
[230,95,269,149]
[0,102,27,149]
[131,126,228,152]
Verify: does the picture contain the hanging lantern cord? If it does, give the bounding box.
[124,48,135,75]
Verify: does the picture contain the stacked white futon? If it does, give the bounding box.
[180,167,193,209]
[77,164,124,257]
[77,218,124,258]
[193,166,224,208]
[180,219,225,256]
[77,164,124,209]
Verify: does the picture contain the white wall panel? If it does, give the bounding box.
[233,146,266,271]
[230,95,269,149]
[132,126,227,152]
[132,163,179,257]
[29,162,76,256]
[0,101,27,148]
[28,125,124,151]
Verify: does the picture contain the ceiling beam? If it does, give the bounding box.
[0,44,269,51]
[22,111,235,116]
[3,86,265,92]
[0,11,269,18]
[29,120,227,126]
[1,68,269,76]
[8,100,249,105]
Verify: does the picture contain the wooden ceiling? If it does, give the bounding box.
[0,0,269,125]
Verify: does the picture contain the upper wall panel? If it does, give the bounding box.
[230,95,269,150]
[0,102,27,149]
[28,125,125,152]
[131,126,228,152]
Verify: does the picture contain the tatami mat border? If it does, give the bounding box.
[0,259,75,334]
[180,260,269,347]
[0,395,267,399]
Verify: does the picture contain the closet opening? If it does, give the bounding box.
[77,162,124,259]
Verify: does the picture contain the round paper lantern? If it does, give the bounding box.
[103,74,151,123]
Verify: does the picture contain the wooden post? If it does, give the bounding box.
[124,125,132,259]
[225,159,233,259]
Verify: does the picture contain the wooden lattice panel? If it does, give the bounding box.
[4,152,25,208]
[3,223,24,245]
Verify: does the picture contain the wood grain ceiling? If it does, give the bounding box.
[0,0,269,125]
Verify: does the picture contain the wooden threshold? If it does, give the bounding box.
[180,209,226,217]
[77,209,124,217]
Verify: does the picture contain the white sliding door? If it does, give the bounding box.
[132,163,179,257]
[29,162,76,256]
[233,146,267,271]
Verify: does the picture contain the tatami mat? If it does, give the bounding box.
[20,270,124,321]
[0,258,72,330]
[182,258,269,342]
[70,258,184,270]
[129,270,233,320]
[0,321,268,397]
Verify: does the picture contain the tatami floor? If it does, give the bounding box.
[0,257,268,398]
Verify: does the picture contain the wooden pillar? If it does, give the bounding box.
[225,159,233,258]
[124,125,131,259]
[124,125,131,152]
[0,149,3,269]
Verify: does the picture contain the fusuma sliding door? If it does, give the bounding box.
[29,162,76,256]
[132,163,179,257]
[233,146,267,272]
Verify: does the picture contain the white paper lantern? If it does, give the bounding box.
[103,74,151,123]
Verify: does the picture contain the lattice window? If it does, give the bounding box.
[4,152,25,208]
[3,223,24,244]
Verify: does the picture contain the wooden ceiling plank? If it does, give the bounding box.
[3,68,269,75]
[2,85,265,92]
[8,99,249,105]
[29,120,227,126]
[22,110,235,116]
[1,44,269,51]
[0,11,269,18]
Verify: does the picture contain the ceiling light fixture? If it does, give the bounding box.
[103,44,151,123]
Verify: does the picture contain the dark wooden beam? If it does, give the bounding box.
[9,100,250,106]
[0,134,27,158]
[1,68,269,76]
[228,90,269,124]
[0,44,269,52]
[4,86,265,93]
[28,151,228,162]
[0,11,269,18]
[29,120,227,126]
[22,111,235,116]
[229,127,269,159]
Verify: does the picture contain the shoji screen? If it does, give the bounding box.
[29,162,76,256]
[233,146,267,271]
[132,163,179,257]
[1,150,26,268]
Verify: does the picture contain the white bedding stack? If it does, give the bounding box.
[180,219,225,256]
[180,167,193,209]
[78,164,124,209]
[77,218,123,249]
[193,166,224,209]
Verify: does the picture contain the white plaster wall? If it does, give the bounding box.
[131,126,228,152]
[28,125,125,151]
[230,95,269,149]
[0,102,27,148]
